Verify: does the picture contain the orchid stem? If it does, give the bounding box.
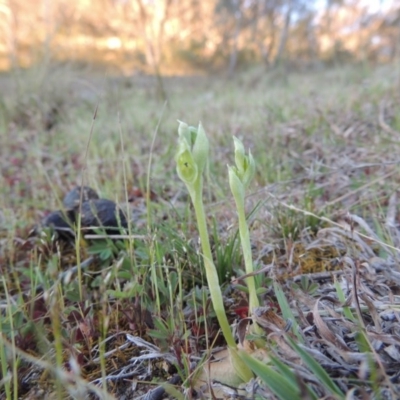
[236,205,259,313]
[191,181,236,348]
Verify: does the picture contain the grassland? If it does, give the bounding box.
[1,61,400,399]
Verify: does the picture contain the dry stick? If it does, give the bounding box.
[0,257,95,304]
[83,233,147,240]
[346,213,386,249]
[386,192,397,228]
[0,334,115,400]
[384,192,400,249]
[78,102,98,211]
[346,257,398,398]
[142,375,181,400]
[268,193,400,255]
[77,103,98,300]
[117,112,137,284]
[144,102,167,314]
[146,101,167,231]
[291,269,346,282]
[347,257,366,327]
[322,169,396,208]
[207,159,400,212]
[379,100,400,138]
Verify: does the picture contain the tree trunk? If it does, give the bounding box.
[135,0,168,102]
[306,13,319,65]
[273,1,293,67]
[228,6,242,77]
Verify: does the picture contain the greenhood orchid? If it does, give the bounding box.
[175,121,253,384]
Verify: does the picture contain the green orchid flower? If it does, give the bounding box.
[229,137,260,320]
[175,121,253,385]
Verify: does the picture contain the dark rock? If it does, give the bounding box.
[79,199,128,233]
[63,186,99,210]
[41,209,75,240]
[39,189,128,241]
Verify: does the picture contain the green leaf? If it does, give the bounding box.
[229,347,254,383]
[100,248,113,260]
[240,351,302,400]
[354,331,371,353]
[273,281,303,343]
[148,329,169,340]
[334,277,355,321]
[153,317,169,334]
[256,287,269,295]
[116,270,134,280]
[65,282,83,301]
[270,356,318,400]
[106,289,130,299]
[163,383,185,400]
[287,337,345,398]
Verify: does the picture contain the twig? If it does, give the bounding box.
[83,233,147,240]
[268,193,400,254]
[379,100,400,138]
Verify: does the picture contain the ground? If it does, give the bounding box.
[1,62,400,399]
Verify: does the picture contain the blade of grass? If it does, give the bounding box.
[269,356,318,400]
[273,281,303,343]
[240,350,302,400]
[333,276,355,321]
[286,336,345,399]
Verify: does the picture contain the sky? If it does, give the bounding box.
[314,0,395,13]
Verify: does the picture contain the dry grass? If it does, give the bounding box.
[1,61,400,399]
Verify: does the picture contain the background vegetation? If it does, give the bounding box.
[1,0,400,399]
[0,0,399,74]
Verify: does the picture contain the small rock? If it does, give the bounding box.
[79,199,128,233]
[63,186,99,210]
[39,188,128,241]
[41,210,75,240]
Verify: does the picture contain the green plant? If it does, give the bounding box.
[287,337,345,399]
[291,275,319,296]
[241,281,347,400]
[175,121,253,384]
[211,218,241,283]
[240,350,315,400]
[228,137,260,319]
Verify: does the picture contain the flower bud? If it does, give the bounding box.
[232,137,255,188]
[228,166,245,210]
[176,121,209,185]
[176,140,198,184]
[233,136,245,176]
[241,150,255,188]
[192,122,209,175]
[178,120,192,145]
